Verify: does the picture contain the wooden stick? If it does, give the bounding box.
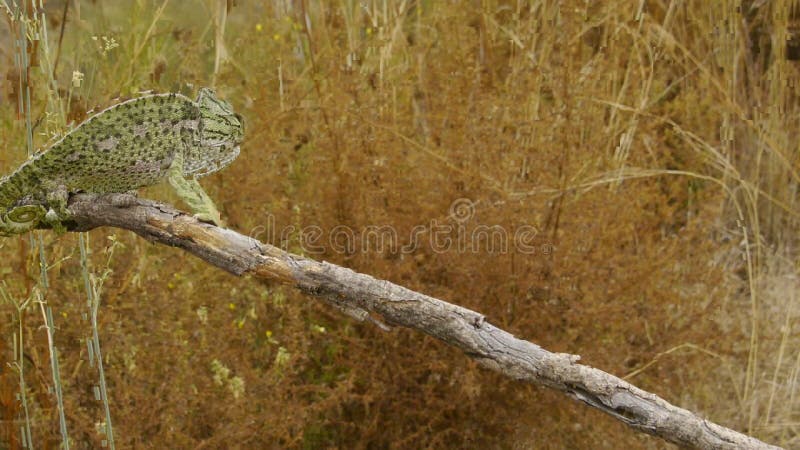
[60,193,781,450]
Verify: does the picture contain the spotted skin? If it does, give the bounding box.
[0,88,244,235]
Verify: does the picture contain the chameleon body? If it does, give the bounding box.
[0,88,244,235]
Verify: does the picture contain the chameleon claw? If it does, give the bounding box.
[192,211,224,227]
[43,208,68,234]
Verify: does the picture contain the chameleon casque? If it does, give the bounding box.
[0,88,244,235]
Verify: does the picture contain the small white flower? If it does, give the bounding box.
[72,70,84,88]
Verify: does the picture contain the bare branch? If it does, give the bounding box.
[60,194,781,450]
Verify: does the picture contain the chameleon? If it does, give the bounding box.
[0,88,244,235]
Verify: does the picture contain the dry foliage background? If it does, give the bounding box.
[0,1,798,449]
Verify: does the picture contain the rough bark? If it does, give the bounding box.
[55,193,781,450]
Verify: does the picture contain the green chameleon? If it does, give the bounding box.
[0,88,244,235]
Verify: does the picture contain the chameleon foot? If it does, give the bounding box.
[192,211,223,226]
[43,208,68,234]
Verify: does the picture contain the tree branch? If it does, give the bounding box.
[58,193,781,450]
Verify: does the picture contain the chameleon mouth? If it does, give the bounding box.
[218,145,241,167]
[189,145,241,177]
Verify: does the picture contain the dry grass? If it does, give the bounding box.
[0,0,798,448]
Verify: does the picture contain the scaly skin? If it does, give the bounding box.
[0,88,244,235]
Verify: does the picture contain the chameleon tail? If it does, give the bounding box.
[0,157,49,235]
[0,173,22,208]
[0,156,44,208]
[0,204,48,236]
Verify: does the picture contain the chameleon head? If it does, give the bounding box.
[186,88,245,177]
